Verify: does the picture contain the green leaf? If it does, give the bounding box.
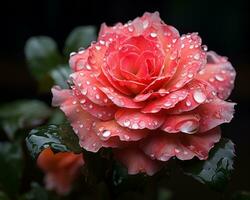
[19,182,50,200]
[182,138,235,191]
[232,191,250,200]
[47,109,66,125]
[25,36,62,80]
[0,142,23,196]
[0,191,10,200]
[64,26,97,55]
[0,100,51,139]
[26,124,82,159]
[49,64,71,89]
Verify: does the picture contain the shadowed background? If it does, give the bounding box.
[1,0,249,199]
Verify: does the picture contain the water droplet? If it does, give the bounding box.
[123,120,130,127]
[188,73,194,78]
[95,45,101,50]
[139,121,146,128]
[194,53,200,60]
[79,124,84,128]
[86,64,92,70]
[81,88,88,95]
[72,100,77,105]
[128,26,133,32]
[209,77,214,82]
[86,81,90,85]
[201,45,208,51]
[215,74,224,82]
[124,135,130,140]
[102,130,111,137]
[179,121,198,134]
[193,90,206,103]
[95,94,100,99]
[143,20,149,29]
[185,100,191,107]
[100,40,105,45]
[150,32,157,38]
[89,104,93,109]
[164,102,172,107]
[70,52,76,57]
[170,51,178,60]
[189,44,194,49]
[132,123,139,129]
[175,148,180,153]
[80,99,86,104]
[181,44,185,48]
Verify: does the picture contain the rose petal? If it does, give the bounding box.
[93,120,148,141]
[196,51,236,100]
[72,86,116,121]
[51,86,123,152]
[161,114,200,134]
[164,33,206,92]
[37,148,84,195]
[142,89,188,113]
[98,85,145,108]
[195,98,236,132]
[70,71,112,106]
[114,147,162,175]
[115,109,164,130]
[141,127,221,161]
[167,79,216,114]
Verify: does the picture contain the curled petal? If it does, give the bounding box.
[51,86,123,152]
[69,49,90,72]
[141,127,221,161]
[114,147,162,175]
[195,98,236,132]
[167,79,216,114]
[115,109,164,130]
[196,51,236,100]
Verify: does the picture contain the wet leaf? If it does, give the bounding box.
[182,138,235,191]
[0,142,23,196]
[64,26,97,55]
[25,36,62,80]
[26,124,82,159]
[0,100,51,139]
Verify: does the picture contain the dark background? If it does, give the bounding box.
[1,0,249,199]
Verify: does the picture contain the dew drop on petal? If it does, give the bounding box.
[215,74,224,82]
[193,90,206,103]
[150,32,157,38]
[124,120,131,127]
[179,121,198,134]
[102,130,111,138]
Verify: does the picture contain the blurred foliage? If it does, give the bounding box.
[24,26,97,93]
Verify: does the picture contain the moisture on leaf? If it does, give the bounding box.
[182,138,235,191]
[26,124,82,159]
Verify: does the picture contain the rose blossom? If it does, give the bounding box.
[52,12,236,175]
[37,148,84,194]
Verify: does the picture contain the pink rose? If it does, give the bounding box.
[37,148,84,195]
[52,12,236,175]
